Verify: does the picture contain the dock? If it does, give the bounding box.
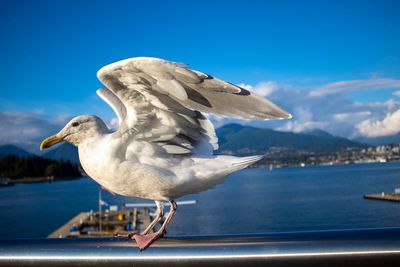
[48,212,90,238]
[48,208,152,238]
[48,200,196,238]
[364,193,400,202]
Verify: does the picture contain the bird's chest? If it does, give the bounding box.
[77,138,179,200]
[78,138,124,186]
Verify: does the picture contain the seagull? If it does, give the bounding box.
[40,57,291,250]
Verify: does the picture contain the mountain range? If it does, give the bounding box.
[0,145,32,158]
[215,124,367,156]
[0,144,80,164]
[41,143,79,164]
[1,123,372,163]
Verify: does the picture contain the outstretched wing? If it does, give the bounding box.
[96,57,290,155]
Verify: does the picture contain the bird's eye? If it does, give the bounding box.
[72,122,79,127]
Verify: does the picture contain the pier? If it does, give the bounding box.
[48,200,196,238]
[364,193,400,202]
[48,208,152,238]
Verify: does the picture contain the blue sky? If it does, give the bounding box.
[1,0,400,152]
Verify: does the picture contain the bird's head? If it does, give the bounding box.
[40,115,109,150]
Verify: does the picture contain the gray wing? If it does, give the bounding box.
[96,57,291,155]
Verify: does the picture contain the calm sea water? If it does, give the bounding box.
[0,162,399,239]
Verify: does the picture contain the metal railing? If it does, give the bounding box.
[1,227,400,266]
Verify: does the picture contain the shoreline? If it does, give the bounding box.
[257,158,400,169]
[0,176,83,187]
[2,160,399,186]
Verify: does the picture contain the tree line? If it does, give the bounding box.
[0,155,82,179]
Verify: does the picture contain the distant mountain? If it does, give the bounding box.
[355,134,400,146]
[0,145,32,158]
[43,143,79,164]
[216,123,244,144]
[305,129,333,138]
[0,124,371,164]
[216,124,368,156]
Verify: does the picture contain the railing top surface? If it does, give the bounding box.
[1,228,400,266]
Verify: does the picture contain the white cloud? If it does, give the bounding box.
[0,111,65,153]
[241,78,400,138]
[276,120,328,133]
[107,118,119,130]
[333,111,371,123]
[386,99,397,110]
[393,91,400,98]
[0,111,118,153]
[275,106,328,132]
[309,78,400,97]
[352,99,399,110]
[54,114,73,123]
[356,109,400,137]
[239,81,278,97]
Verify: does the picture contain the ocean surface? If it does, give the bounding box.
[0,162,400,239]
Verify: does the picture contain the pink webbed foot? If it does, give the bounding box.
[133,232,163,250]
[130,200,177,251]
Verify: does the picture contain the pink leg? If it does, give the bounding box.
[133,200,177,250]
[116,201,164,238]
[141,201,164,235]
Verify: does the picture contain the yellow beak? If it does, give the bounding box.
[40,134,65,151]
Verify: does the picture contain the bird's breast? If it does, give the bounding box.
[77,138,178,200]
[78,137,126,187]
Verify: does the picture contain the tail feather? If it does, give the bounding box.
[230,155,264,167]
[173,155,264,198]
[222,155,263,175]
[193,154,264,180]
